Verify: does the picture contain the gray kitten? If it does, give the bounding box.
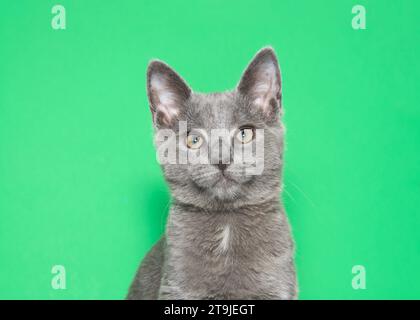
[127,47,297,300]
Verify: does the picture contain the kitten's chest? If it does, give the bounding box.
[165,209,290,298]
[169,209,279,262]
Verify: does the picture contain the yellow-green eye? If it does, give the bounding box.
[186,134,203,149]
[236,127,254,144]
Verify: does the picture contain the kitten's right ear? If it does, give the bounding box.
[237,47,282,118]
[147,60,191,127]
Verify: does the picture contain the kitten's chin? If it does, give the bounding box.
[208,176,241,201]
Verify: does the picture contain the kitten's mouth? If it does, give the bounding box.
[211,172,237,189]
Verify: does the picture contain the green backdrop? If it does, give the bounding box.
[0,0,419,299]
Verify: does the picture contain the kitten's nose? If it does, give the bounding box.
[217,162,228,171]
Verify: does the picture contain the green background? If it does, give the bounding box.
[0,0,419,299]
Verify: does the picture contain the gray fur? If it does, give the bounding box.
[127,47,297,300]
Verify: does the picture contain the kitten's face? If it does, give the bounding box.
[147,48,284,209]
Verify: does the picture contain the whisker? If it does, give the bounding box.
[282,187,297,204]
[288,180,316,207]
[195,170,219,180]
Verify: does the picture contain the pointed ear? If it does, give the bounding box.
[147,60,191,127]
[237,47,282,117]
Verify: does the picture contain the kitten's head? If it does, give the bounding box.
[146,47,284,209]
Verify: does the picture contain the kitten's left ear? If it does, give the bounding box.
[147,60,191,127]
[237,47,282,117]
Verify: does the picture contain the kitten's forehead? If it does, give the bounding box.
[186,92,250,130]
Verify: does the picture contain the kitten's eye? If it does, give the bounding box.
[236,127,254,144]
[186,133,203,149]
